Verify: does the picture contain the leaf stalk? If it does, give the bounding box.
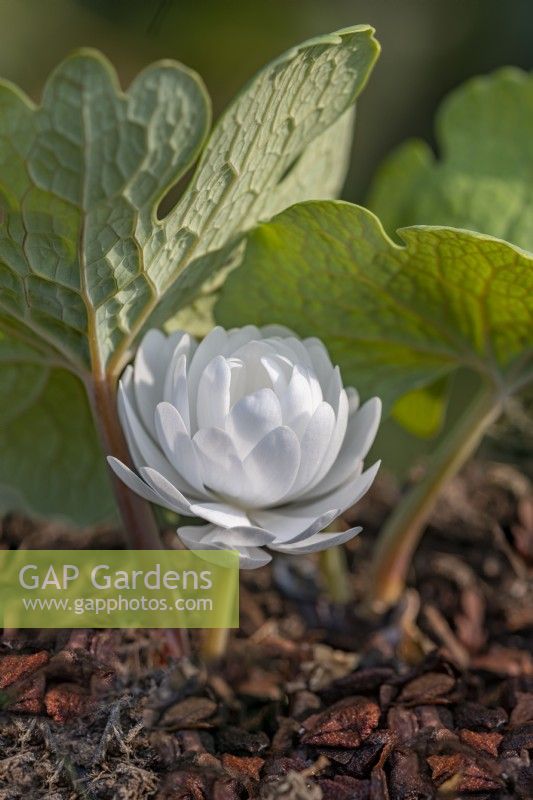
[369,386,502,608]
[319,544,352,604]
[88,375,190,658]
[89,376,164,551]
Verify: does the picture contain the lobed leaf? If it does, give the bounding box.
[0,28,379,521]
[368,68,533,251]
[366,67,533,434]
[216,201,533,413]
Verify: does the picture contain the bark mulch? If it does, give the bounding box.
[0,460,531,799]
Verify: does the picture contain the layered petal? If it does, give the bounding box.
[288,402,336,496]
[134,330,191,438]
[271,525,362,554]
[226,388,282,456]
[187,327,229,428]
[111,325,382,570]
[178,524,272,568]
[252,508,340,544]
[163,352,192,434]
[139,466,192,515]
[303,337,336,389]
[154,402,206,496]
[196,355,231,430]
[303,388,349,493]
[119,381,193,495]
[279,365,316,432]
[107,456,165,505]
[304,398,381,498]
[241,426,300,507]
[285,461,381,521]
[193,427,247,500]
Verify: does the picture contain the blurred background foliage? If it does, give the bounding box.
[1,0,531,479]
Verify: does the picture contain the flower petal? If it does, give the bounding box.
[204,525,275,547]
[306,398,381,498]
[229,341,279,400]
[139,467,192,515]
[299,388,349,495]
[278,336,315,372]
[119,383,190,492]
[226,388,282,457]
[346,396,382,461]
[233,546,272,569]
[177,525,272,568]
[196,355,231,430]
[260,324,296,338]
[346,386,360,413]
[163,353,192,434]
[178,525,272,550]
[216,526,276,546]
[187,327,229,427]
[133,330,187,438]
[260,355,291,395]
[107,457,163,505]
[193,427,247,501]
[270,525,362,554]
[118,366,146,470]
[177,523,219,549]
[154,402,207,496]
[290,461,381,519]
[188,501,251,529]
[324,365,343,414]
[288,402,335,496]
[279,365,315,428]
[251,508,338,543]
[303,337,335,390]
[225,325,262,351]
[241,426,300,507]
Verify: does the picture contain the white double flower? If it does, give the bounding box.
[109,326,381,568]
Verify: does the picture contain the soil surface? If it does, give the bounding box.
[0,460,531,799]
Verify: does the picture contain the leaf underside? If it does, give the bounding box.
[0,27,380,522]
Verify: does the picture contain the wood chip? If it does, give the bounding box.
[301,696,380,748]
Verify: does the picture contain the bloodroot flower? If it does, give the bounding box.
[108,326,381,568]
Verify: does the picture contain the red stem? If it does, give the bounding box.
[90,376,164,551]
[88,375,190,658]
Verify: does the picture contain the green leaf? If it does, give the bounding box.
[0,49,212,373]
[145,28,379,335]
[368,68,533,251]
[158,107,360,337]
[0,28,379,376]
[216,201,533,413]
[0,330,114,524]
[0,28,380,522]
[365,67,532,436]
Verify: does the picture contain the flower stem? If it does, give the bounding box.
[369,386,502,608]
[200,561,239,661]
[90,376,164,551]
[88,375,190,657]
[202,627,230,662]
[319,544,351,604]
